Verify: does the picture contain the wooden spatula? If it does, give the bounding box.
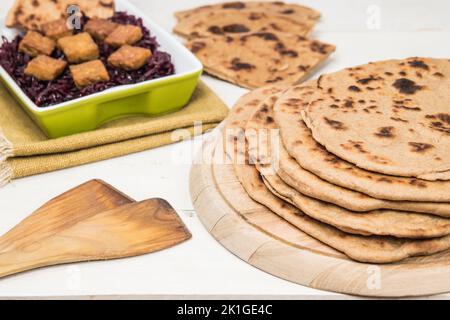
[0,180,191,278]
[0,180,134,253]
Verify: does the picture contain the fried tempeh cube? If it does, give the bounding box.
[84,18,118,41]
[105,24,143,47]
[58,32,99,63]
[70,60,110,88]
[108,45,152,70]
[41,18,73,40]
[19,31,56,57]
[24,55,67,81]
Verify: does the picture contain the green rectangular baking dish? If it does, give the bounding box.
[0,0,203,138]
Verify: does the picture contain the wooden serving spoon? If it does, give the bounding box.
[0,180,191,278]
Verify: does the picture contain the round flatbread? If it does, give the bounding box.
[274,83,450,202]
[278,145,450,216]
[261,172,450,238]
[256,171,450,264]
[302,58,450,180]
[246,93,450,216]
[245,94,450,238]
[223,84,288,162]
[225,84,287,131]
[227,92,450,263]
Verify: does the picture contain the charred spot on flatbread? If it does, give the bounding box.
[249,12,264,20]
[207,26,224,35]
[266,76,284,83]
[247,32,279,41]
[230,58,255,71]
[425,114,450,134]
[266,116,275,124]
[222,2,246,9]
[409,179,428,188]
[390,117,409,123]
[375,126,395,138]
[346,141,367,154]
[310,41,330,54]
[284,98,302,107]
[348,85,361,92]
[344,100,354,108]
[190,41,206,53]
[434,114,450,125]
[280,49,298,57]
[223,24,250,33]
[408,59,430,70]
[357,76,379,85]
[259,104,269,113]
[324,117,347,130]
[298,64,310,72]
[281,9,295,14]
[392,78,423,95]
[409,142,434,153]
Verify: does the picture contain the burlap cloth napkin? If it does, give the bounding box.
[0,81,228,186]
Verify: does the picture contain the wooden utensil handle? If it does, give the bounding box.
[0,231,112,279]
[0,244,76,279]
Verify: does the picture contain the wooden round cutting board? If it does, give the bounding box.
[190,135,450,298]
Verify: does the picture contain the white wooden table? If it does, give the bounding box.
[0,0,449,299]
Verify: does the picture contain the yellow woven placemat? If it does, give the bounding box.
[0,81,228,185]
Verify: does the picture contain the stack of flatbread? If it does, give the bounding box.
[174,1,335,89]
[223,57,450,264]
[6,0,115,31]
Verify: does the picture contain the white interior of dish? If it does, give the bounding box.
[0,0,202,112]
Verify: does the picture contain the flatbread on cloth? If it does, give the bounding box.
[186,32,335,89]
[6,0,115,30]
[302,57,450,180]
[175,1,321,25]
[173,10,313,39]
[274,83,450,202]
